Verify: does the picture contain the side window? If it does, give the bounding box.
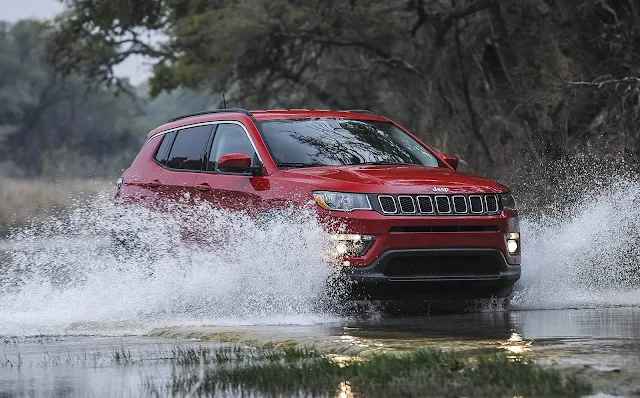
[153,131,177,165]
[166,125,213,170]
[207,123,257,170]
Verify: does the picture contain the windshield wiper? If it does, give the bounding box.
[358,161,416,166]
[276,162,324,169]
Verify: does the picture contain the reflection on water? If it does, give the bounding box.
[515,308,640,339]
[336,381,354,398]
[321,308,640,370]
[499,332,533,358]
[0,336,230,397]
[2,308,640,396]
[337,307,640,342]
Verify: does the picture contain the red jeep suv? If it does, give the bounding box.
[117,109,521,300]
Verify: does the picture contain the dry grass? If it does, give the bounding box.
[0,176,112,236]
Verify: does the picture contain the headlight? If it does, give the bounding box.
[499,193,517,210]
[313,191,372,212]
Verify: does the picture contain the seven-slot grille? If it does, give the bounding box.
[376,194,501,216]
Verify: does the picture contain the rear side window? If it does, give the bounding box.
[207,123,257,170]
[166,125,213,170]
[153,131,177,165]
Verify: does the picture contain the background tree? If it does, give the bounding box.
[0,18,219,178]
[13,0,640,188]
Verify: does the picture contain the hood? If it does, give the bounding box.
[281,165,508,194]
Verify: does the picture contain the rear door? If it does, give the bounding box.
[193,122,266,212]
[146,124,214,205]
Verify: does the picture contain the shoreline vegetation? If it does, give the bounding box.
[157,345,592,397]
[0,176,111,237]
[0,337,592,397]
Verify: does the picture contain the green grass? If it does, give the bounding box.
[162,346,592,397]
[170,345,321,366]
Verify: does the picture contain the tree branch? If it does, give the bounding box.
[410,0,428,37]
[442,0,501,24]
[452,1,494,166]
[566,76,640,88]
[292,34,423,76]
[411,0,503,38]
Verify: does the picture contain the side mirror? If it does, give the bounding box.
[441,154,459,170]
[218,153,252,171]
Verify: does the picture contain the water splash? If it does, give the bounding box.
[512,177,640,309]
[2,175,640,336]
[0,195,341,336]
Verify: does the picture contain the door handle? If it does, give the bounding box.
[147,179,161,188]
[195,183,211,192]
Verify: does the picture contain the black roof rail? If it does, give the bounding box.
[345,109,379,116]
[167,108,254,123]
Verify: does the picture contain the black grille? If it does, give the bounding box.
[384,255,502,277]
[379,196,397,213]
[485,195,499,213]
[469,196,484,213]
[435,196,451,213]
[416,196,434,213]
[452,196,467,213]
[374,194,503,216]
[398,196,416,213]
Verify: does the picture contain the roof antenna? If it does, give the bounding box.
[222,93,227,109]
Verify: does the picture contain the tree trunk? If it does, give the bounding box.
[453,12,495,166]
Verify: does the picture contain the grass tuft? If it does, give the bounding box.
[162,346,591,397]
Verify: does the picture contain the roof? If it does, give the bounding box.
[148,109,389,137]
[249,109,386,122]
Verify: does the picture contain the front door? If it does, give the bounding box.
[192,122,266,213]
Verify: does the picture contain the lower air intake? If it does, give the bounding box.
[384,254,502,277]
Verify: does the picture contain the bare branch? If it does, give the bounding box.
[411,0,504,38]
[290,34,424,76]
[566,76,640,89]
[410,0,427,38]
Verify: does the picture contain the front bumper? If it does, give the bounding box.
[340,248,520,300]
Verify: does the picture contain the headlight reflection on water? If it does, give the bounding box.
[500,332,533,360]
[336,381,354,398]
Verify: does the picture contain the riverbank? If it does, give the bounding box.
[0,176,111,237]
[0,335,591,397]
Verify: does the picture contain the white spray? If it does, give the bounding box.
[0,196,340,336]
[1,177,639,336]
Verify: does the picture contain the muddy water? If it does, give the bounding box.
[1,308,639,396]
[0,335,230,397]
[151,307,640,370]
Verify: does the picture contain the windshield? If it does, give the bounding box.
[256,119,441,168]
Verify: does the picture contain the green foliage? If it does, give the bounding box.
[164,346,591,397]
[135,82,221,129]
[0,19,143,178]
[49,0,640,183]
[0,19,220,178]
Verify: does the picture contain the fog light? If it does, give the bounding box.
[330,234,375,257]
[506,232,520,255]
[507,240,519,254]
